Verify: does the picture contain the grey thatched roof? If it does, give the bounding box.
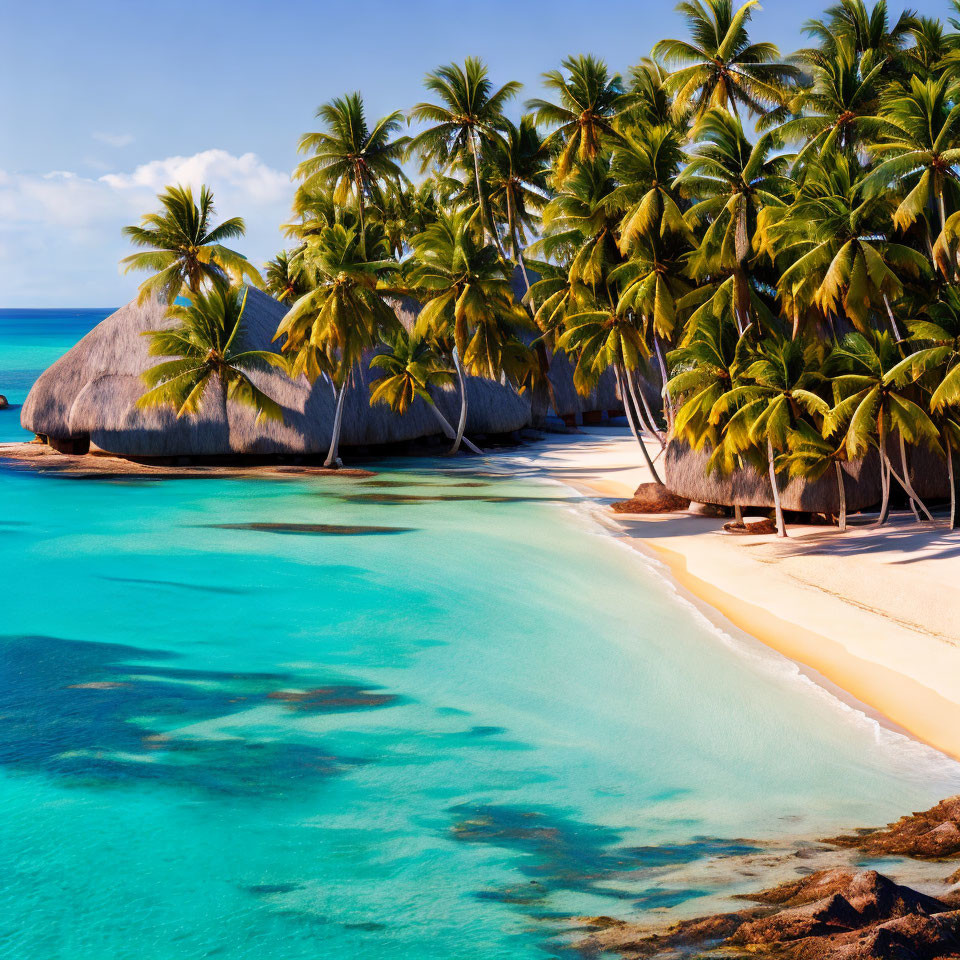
[664,439,883,513]
[22,287,531,458]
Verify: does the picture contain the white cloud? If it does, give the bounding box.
[0,149,294,306]
[100,149,290,204]
[92,132,135,148]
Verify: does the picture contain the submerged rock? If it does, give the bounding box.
[826,796,960,859]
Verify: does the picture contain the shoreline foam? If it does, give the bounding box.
[495,427,960,763]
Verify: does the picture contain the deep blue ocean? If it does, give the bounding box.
[1,310,958,959]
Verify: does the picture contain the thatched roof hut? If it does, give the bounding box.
[664,439,883,513]
[22,288,531,458]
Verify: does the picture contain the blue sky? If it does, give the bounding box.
[0,0,952,306]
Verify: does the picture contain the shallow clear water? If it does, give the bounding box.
[1,314,958,958]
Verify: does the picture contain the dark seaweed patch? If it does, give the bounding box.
[202,522,412,536]
[0,635,399,795]
[101,576,250,596]
[267,685,400,712]
[247,883,302,896]
[450,803,760,908]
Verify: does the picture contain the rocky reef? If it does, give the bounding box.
[573,796,960,960]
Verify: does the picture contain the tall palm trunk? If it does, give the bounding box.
[630,368,666,449]
[767,437,787,537]
[427,401,483,455]
[355,174,367,259]
[876,446,892,526]
[733,195,750,335]
[325,374,350,468]
[449,347,469,455]
[654,335,674,430]
[834,461,847,532]
[515,225,562,419]
[948,435,960,530]
[615,363,663,485]
[469,130,507,259]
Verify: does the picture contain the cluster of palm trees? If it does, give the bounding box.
[123,0,960,532]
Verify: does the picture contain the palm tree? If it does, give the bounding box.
[608,124,692,253]
[773,154,929,335]
[531,157,622,289]
[264,250,313,305]
[137,279,285,424]
[406,209,530,454]
[121,185,261,303]
[624,58,678,128]
[274,224,401,467]
[483,117,550,297]
[558,304,664,483]
[369,331,482,454]
[804,0,919,64]
[677,109,792,335]
[294,93,409,256]
[710,335,830,537]
[782,421,851,531]
[668,312,751,521]
[862,75,960,234]
[408,58,521,251]
[887,287,960,526]
[526,55,626,182]
[652,0,798,121]
[825,330,940,525]
[769,38,889,167]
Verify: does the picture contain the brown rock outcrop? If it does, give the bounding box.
[573,870,954,960]
[827,796,960,859]
[611,483,690,514]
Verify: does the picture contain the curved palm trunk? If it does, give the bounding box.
[615,366,643,444]
[767,437,787,538]
[654,335,674,430]
[325,374,350,468]
[949,435,960,530]
[889,439,934,521]
[834,461,847,532]
[899,433,922,521]
[630,369,666,449]
[427,401,483,455]
[449,347,469,456]
[615,363,663,486]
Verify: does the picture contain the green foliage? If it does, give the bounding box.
[138,278,286,424]
[121,185,261,304]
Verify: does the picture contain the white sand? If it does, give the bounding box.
[496,427,960,760]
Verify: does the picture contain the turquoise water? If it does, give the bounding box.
[1,314,959,958]
[0,308,109,441]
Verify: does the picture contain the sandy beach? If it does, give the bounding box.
[498,427,960,762]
